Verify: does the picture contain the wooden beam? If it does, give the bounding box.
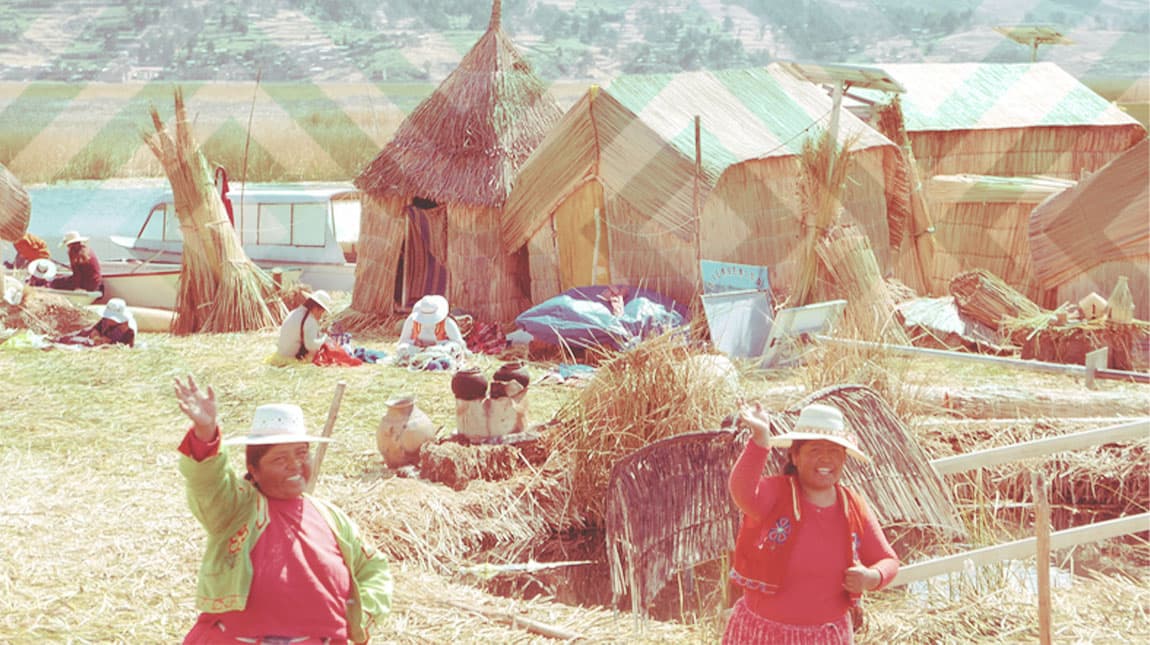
[930,420,1149,475]
[890,513,1150,587]
[1033,472,1052,645]
[817,336,1150,383]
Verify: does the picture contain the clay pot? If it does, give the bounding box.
[451,367,488,401]
[493,361,530,389]
[377,397,436,469]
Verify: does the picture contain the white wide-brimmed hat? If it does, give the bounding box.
[766,403,870,462]
[28,258,57,282]
[60,231,89,247]
[101,298,133,324]
[305,290,332,312]
[411,294,448,325]
[223,403,333,446]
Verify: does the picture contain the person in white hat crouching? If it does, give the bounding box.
[394,294,466,366]
[723,402,899,645]
[56,298,137,347]
[273,290,333,365]
[174,375,392,644]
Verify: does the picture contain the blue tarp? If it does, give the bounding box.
[515,285,688,350]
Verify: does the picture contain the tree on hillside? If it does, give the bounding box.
[143,89,288,334]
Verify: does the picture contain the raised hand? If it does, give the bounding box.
[174,375,218,441]
[737,402,773,448]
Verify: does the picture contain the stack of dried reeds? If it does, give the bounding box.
[817,224,912,345]
[549,334,742,527]
[0,162,30,242]
[873,96,937,295]
[143,88,287,334]
[793,128,858,305]
[950,268,1042,333]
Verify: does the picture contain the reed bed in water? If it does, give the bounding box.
[1,308,1147,642]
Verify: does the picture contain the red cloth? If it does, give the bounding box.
[13,233,50,262]
[312,342,363,367]
[179,429,353,642]
[728,442,898,626]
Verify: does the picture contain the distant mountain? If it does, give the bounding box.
[0,0,1145,83]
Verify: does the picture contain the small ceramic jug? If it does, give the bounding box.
[377,396,436,469]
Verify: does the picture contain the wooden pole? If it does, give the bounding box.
[1033,471,1052,645]
[930,420,1149,475]
[306,380,347,493]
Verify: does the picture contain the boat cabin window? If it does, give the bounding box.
[256,202,327,247]
[139,203,183,242]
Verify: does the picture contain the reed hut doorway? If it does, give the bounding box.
[399,197,448,308]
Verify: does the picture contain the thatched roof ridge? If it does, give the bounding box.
[850,62,1144,132]
[355,3,561,209]
[1030,137,1149,287]
[502,64,895,252]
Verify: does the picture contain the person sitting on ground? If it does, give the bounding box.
[11,232,51,269]
[395,294,466,362]
[57,298,137,347]
[274,290,332,364]
[173,375,392,643]
[26,258,57,287]
[724,402,900,644]
[49,230,103,293]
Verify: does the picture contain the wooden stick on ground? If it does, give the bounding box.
[1034,471,1052,645]
[440,599,584,641]
[307,380,347,493]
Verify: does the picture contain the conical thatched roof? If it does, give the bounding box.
[354,0,561,209]
[0,163,30,242]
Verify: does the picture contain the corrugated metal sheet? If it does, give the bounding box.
[850,62,1141,132]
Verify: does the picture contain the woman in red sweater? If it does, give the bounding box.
[724,402,899,644]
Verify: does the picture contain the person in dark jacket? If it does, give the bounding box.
[49,230,103,293]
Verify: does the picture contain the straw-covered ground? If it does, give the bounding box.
[1,294,1147,643]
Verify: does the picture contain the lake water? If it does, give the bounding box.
[4,179,171,265]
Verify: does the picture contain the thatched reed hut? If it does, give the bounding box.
[348,0,562,326]
[1030,137,1149,319]
[502,64,909,307]
[0,163,30,243]
[851,62,1146,295]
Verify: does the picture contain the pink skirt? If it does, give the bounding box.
[722,598,853,645]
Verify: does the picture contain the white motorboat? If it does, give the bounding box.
[109,182,360,292]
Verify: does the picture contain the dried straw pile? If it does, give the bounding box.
[0,290,93,337]
[548,334,742,527]
[950,268,1042,334]
[1012,317,1150,371]
[792,128,860,306]
[818,224,912,345]
[144,88,287,334]
[0,162,30,242]
[419,438,549,491]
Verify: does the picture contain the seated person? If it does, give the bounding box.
[26,258,57,287]
[58,298,137,347]
[395,294,466,360]
[274,290,331,363]
[49,231,103,294]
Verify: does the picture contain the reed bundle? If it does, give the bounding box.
[793,128,858,305]
[1011,316,1150,371]
[143,88,287,334]
[0,163,29,242]
[950,268,1042,333]
[548,333,742,527]
[873,96,937,294]
[817,224,912,345]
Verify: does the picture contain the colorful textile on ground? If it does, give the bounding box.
[466,320,505,355]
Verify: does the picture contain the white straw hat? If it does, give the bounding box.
[101,298,133,324]
[411,294,448,325]
[28,258,57,281]
[306,290,333,312]
[60,231,89,247]
[766,403,870,462]
[223,403,333,446]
